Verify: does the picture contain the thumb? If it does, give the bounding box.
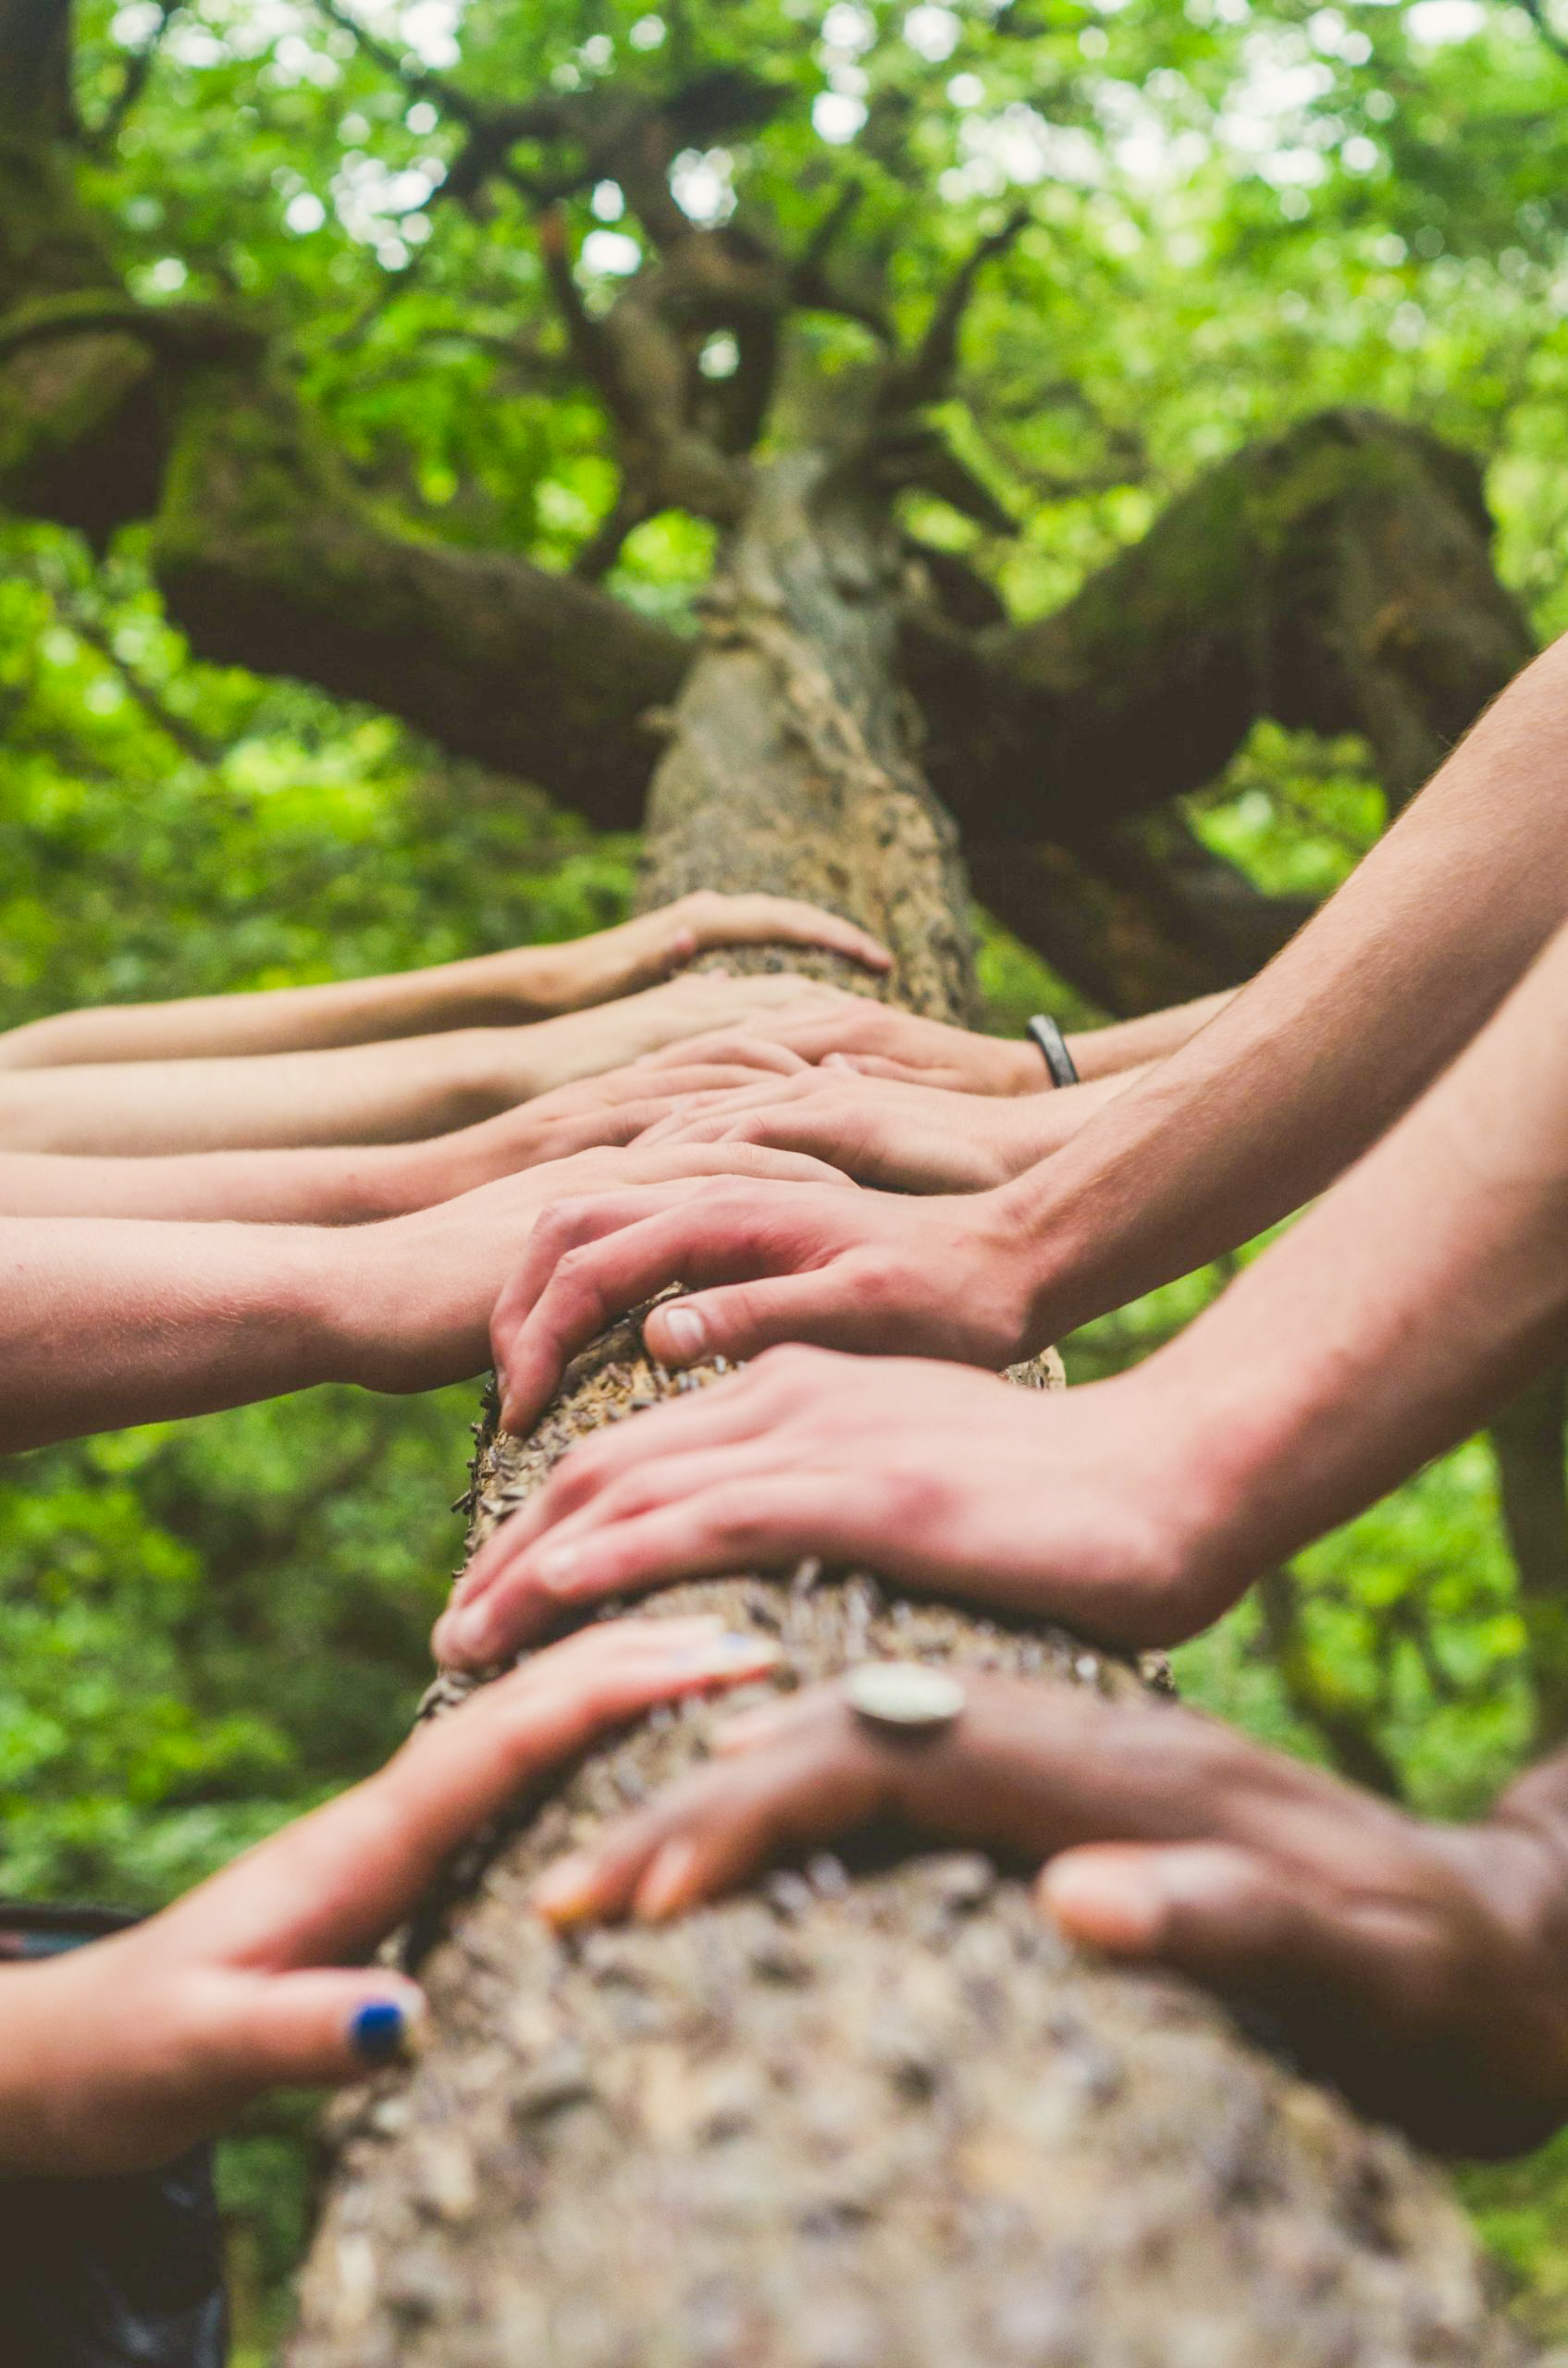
[1039,1843,1310,1987]
[207,1969,430,2094]
[644,1270,870,1367]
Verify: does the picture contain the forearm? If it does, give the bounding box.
[1130,914,1568,1602]
[1012,635,1568,1333]
[991,1064,1152,1173]
[0,1217,346,1450]
[0,947,559,1069]
[1066,991,1232,1083]
[0,1029,523,1154]
[0,1143,426,1224]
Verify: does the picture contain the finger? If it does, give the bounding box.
[644,1266,891,1369]
[449,1367,779,1608]
[490,1185,701,1421]
[169,1619,782,1968]
[822,1053,935,1086]
[636,1034,810,1079]
[535,1710,883,1928]
[652,1141,854,1190]
[192,1965,433,2098]
[495,1189,791,1430]
[1038,1842,1439,2028]
[438,1469,841,1667]
[688,896,893,973]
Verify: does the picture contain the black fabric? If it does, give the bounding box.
[0,2147,228,2368]
[0,1906,228,2368]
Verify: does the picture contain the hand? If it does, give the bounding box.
[527,893,891,1013]
[531,1671,1568,2159]
[0,1618,777,2177]
[508,973,865,1101]
[638,1070,1064,1192]
[334,1141,857,1395]
[489,1176,1041,1437]
[403,1056,850,1208]
[436,1349,1212,1668]
[634,1002,1040,1094]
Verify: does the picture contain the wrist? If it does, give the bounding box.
[995,1034,1053,1094]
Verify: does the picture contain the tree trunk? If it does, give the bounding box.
[287,430,1520,2368]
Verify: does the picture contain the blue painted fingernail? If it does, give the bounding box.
[351,1999,409,2063]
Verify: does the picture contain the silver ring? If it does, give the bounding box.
[844,1660,966,1734]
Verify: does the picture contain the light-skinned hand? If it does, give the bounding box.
[488,1177,1036,1437]
[437,1349,1215,1670]
[529,892,891,1011]
[0,1618,777,2177]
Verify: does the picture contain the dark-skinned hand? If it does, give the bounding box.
[533,1671,1568,2159]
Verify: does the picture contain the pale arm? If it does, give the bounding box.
[0,1140,846,1451]
[0,893,890,1069]
[0,975,851,1155]
[458,913,1568,1668]
[1064,989,1231,1082]
[1012,635,1568,1338]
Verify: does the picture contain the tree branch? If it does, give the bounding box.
[1513,0,1568,65]
[88,0,179,153]
[1255,1562,1406,1799]
[883,204,1031,413]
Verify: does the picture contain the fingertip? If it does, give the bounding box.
[648,1301,706,1365]
[634,1837,702,1921]
[348,1984,430,2066]
[1038,1849,1171,1954]
[534,1848,602,1928]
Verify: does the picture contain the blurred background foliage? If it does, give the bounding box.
[7,0,1568,2349]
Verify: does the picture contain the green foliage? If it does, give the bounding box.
[9,0,1568,2345]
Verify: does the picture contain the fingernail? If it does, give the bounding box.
[350,1995,425,2064]
[636,1838,700,1921]
[534,1849,599,1925]
[1040,1856,1167,1951]
[685,1632,781,1676]
[658,1304,705,1362]
[438,1605,489,1664]
[536,1543,578,1589]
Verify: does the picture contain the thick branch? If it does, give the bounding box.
[932,408,1534,848]
[151,367,686,830]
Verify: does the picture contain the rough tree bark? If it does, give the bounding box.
[287,421,1520,2368]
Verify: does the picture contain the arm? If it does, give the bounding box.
[0,1056,814,1222]
[533,1673,1568,2159]
[1006,635,1568,1337]
[0,1620,775,2177]
[461,907,1568,1664]
[0,974,854,1155]
[0,1139,849,1453]
[1064,989,1231,1083]
[0,893,890,1068]
[483,636,1568,1416]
